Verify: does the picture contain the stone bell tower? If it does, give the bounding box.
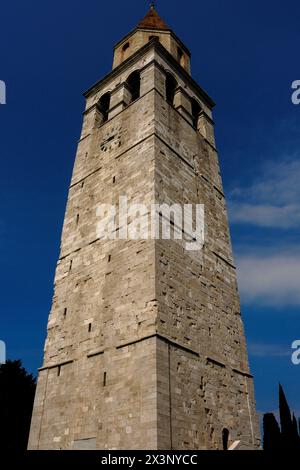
[28,5,260,450]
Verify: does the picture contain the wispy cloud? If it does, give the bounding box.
[248,342,291,358]
[229,157,300,305]
[229,157,300,228]
[230,202,300,228]
[236,250,300,306]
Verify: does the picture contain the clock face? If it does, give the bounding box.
[99,125,122,153]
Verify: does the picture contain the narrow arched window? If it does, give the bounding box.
[126,71,141,103]
[165,73,177,107]
[121,42,130,63]
[222,428,230,451]
[177,47,185,68]
[97,92,111,124]
[191,98,202,130]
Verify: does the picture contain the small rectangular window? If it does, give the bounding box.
[63,308,67,317]
[88,323,92,333]
[103,372,107,387]
[57,366,61,377]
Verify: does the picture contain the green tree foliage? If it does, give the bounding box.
[0,360,36,451]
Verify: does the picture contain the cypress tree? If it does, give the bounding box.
[263,413,281,451]
[292,413,300,449]
[279,384,293,449]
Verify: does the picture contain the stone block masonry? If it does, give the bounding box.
[28,6,260,450]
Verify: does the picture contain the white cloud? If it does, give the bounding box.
[229,157,300,228]
[230,157,300,305]
[230,202,300,228]
[236,251,300,306]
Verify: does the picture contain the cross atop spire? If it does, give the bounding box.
[138,2,169,31]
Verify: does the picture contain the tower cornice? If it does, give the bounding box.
[84,39,215,109]
[113,26,191,58]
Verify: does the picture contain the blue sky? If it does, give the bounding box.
[0,0,299,418]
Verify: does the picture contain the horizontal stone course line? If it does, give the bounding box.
[39,359,74,371]
[155,132,223,194]
[38,351,252,379]
[77,132,91,144]
[157,334,200,357]
[116,333,157,350]
[212,250,236,270]
[199,174,223,197]
[203,137,218,153]
[206,356,226,368]
[159,213,197,242]
[115,333,199,357]
[71,130,156,190]
[70,166,103,189]
[232,368,253,379]
[114,133,155,160]
[57,240,233,284]
[59,247,81,262]
[200,174,210,184]
[206,358,253,379]
[87,349,105,358]
[213,184,225,198]
[38,349,252,385]
[155,133,195,172]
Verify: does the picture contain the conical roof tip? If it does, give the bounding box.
[137,4,170,31]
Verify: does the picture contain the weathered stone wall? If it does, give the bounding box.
[29,83,158,449]
[29,40,260,450]
[30,340,158,450]
[153,77,260,449]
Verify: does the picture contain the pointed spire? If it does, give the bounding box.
[138,3,170,31]
[279,383,293,448]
